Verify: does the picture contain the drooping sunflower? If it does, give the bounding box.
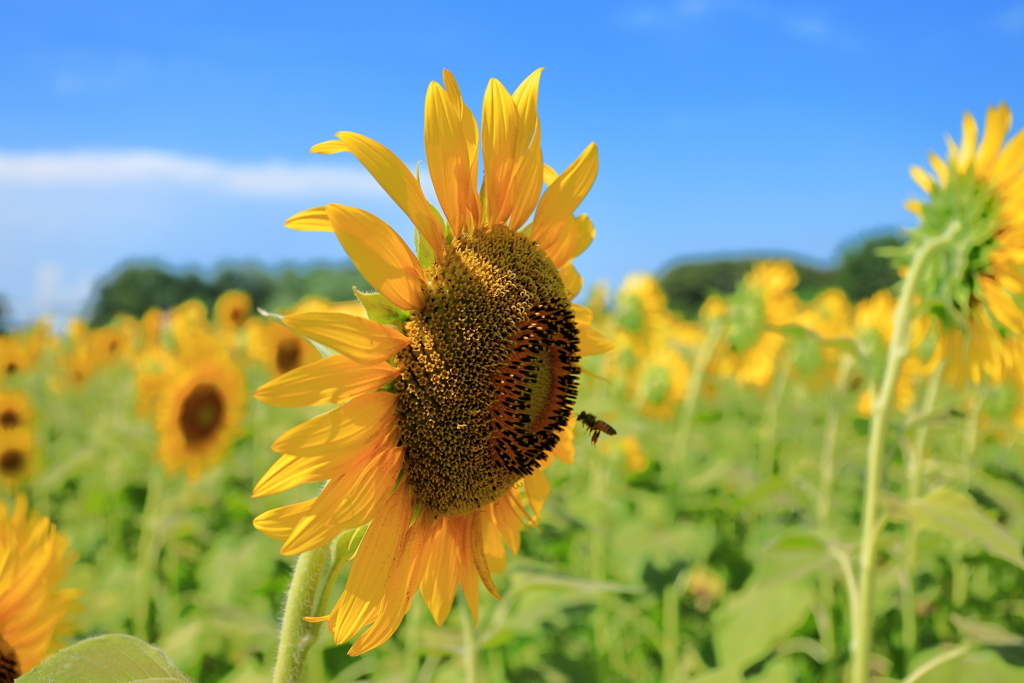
[906,103,1024,384]
[154,352,246,480]
[253,69,611,654]
[0,495,78,678]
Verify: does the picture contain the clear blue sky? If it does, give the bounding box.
[3,0,1023,323]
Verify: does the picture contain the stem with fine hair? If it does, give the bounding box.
[899,365,943,667]
[272,545,330,683]
[849,221,960,683]
[134,463,164,640]
[759,349,792,479]
[817,353,855,526]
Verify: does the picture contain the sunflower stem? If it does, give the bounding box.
[850,220,960,683]
[134,463,164,641]
[899,364,942,668]
[670,321,723,476]
[817,353,854,526]
[758,350,792,479]
[272,545,330,683]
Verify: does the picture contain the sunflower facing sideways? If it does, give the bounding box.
[252,69,612,655]
[904,103,1024,385]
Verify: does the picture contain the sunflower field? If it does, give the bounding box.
[3,74,1024,683]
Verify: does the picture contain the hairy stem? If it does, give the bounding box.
[272,546,330,683]
[850,221,960,683]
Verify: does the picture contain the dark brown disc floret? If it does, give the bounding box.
[395,226,581,517]
[178,383,225,447]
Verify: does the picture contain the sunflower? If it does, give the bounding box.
[253,69,611,654]
[0,495,78,677]
[0,393,33,432]
[214,289,253,331]
[0,429,36,490]
[905,103,1024,385]
[155,352,246,479]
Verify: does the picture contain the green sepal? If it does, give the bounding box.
[353,288,410,329]
[414,228,436,271]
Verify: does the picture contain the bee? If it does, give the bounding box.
[577,411,617,444]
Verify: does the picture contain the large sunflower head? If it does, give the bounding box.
[254,69,610,654]
[0,495,78,677]
[155,353,246,480]
[903,104,1024,383]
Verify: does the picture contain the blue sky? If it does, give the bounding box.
[3,0,1023,323]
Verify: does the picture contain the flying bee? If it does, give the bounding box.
[577,411,617,444]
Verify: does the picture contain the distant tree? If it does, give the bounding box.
[87,261,370,326]
[90,265,215,326]
[0,294,9,333]
[658,230,905,316]
[836,233,904,302]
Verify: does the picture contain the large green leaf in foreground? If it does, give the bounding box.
[20,634,189,683]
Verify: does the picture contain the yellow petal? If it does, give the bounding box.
[281,443,403,555]
[271,391,396,456]
[976,103,1011,176]
[543,213,596,269]
[283,311,409,364]
[552,414,577,464]
[420,519,460,626]
[348,514,431,655]
[482,78,518,226]
[482,512,506,574]
[572,304,594,327]
[253,453,337,498]
[531,143,598,248]
[285,206,332,232]
[542,164,558,186]
[328,480,413,644]
[330,132,446,257]
[507,68,544,229]
[255,356,399,408]
[928,151,949,187]
[327,204,425,311]
[559,263,583,299]
[524,470,551,521]
[578,322,614,356]
[957,112,979,172]
[424,74,479,236]
[254,429,395,498]
[253,499,316,541]
[905,198,924,217]
[469,512,501,600]
[909,165,933,194]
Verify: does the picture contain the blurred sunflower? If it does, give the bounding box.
[905,103,1024,384]
[0,393,33,432]
[0,337,31,378]
[214,289,253,331]
[155,353,246,479]
[246,298,335,376]
[0,495,78,677]
[0,429,35,490]
[253,69,610,654]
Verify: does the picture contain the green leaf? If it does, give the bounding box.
[712,580,814,671]
[905,486,1024,570]
[906,647,1023,683]
[20,634,190,682]
[950,613,1024,647]
[352,288,408,328]
[686,668,743,683]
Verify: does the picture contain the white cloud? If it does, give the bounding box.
[0,149,383,198]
